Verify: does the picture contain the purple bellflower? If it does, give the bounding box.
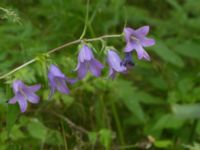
[75,44,104,79]
[8,80,41,113]
[124,26,155,61]
[48,64,76,97]
[107,50,126,79]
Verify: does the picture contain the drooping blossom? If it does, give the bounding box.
[75,44,104,79]
[8,80,41,113]
[121,52,135,69]
[124,26,155,60]
[107,50,126,79]
[48,64,76,97]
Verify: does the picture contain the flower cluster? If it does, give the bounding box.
[8,26,155,112]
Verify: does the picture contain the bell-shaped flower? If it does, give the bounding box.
[75,44,104,79]
[124,26,155,60]
[8,80,41,113]
[121,52,135,69]
[107,50,126,79]
[48,64,76,97]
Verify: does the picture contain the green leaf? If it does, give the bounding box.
[45,130,64,146]
[14,67,36,83]
[154,140,172,148]
[149,76,168,91]
[124,99,145,121]
[166,0,183,12]
[172,104,200,119]
[99,129,113,150]
[178,78,194,94]
[153,114,185,130]
[137,91,164,105]
[174,42,200,59]
[6,104,19,134]
[88,132,98,145]
[27,119,47,140]
[0,144,7,150]
[184,143,200,150]
[113,80,145,121]
[0,88,7,104]
[152,41,184,67]
[60,95,74,108]
[9,125,25,140]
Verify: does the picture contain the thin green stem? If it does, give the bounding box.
[0,59,36,80]
[79,0,90,39]
[0,34,122,80]
[61,121,68,150]
[118,144,137,149]
[123,6,127,29]
[111,102,125,148]
[189,119,198,142]
[0,7,6,11]
[98,94,108,128]
[50,110,88,134]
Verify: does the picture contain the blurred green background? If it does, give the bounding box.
[1,0,200,149]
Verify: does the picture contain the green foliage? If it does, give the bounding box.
[27,119,47,140]
[0,7,21,23]
[172,104,200,119]
[99,129,113,150]
[88,129,113,150]
[152,41,184,67]
[6,104,20,134]
[154,140,172,148]
[0,0,200,149]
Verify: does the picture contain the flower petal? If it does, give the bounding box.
[8,96,18,104]
[49,64,65,78]
[142,38,155,47]
[28,84,41,92]
[26,92,40,104]
[77,62,88,79]
[107,50,126,72]
[143,50,151,61]
[135,26,149,37]
[48,87,55,100]
[13,80,23,93]
[78,45,94,62]
[89,59,104,77]
[17,94,28,113]
[135,44,150,61]
[135,44,145,59]
[48,72,56,88]
[124,41,137,52]
[66,78,77,84]
[108,68,116,79]
[74,62,80,71]
[124,27,135,42]
[55,78,70,94]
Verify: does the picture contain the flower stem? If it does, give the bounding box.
[79,0,90,39]
[0,34,122,80]
[111,102,125,148]
[118,144,137,149]
[189,119,198,142]
[0,59,36,80]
